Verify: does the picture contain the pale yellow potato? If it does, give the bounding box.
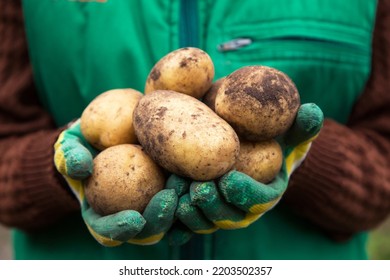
[80,88,143,150]
[85,144,165,215]
[202,77,225,111]
[215,66,300,141]
[144,47,215,99]
[133,90,240,181]
[234,139,283,183]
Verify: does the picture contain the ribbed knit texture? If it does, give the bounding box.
[0,0,79,231]
[285,0,390,240]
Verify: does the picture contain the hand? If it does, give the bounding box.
[171,103,324,235]
[164,175,196,246]
[54,120,178,246]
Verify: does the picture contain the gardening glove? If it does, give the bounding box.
[54,119,178,246]
[165,176,195,246]
[172,103,324,234]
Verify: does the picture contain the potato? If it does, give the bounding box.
[215,66,300,141]
[133,90,240,181]
[85,144,165,215]
[202,77,225,111]
[144,47,215,99]
[234,139,283,183]
[80,88,143,150]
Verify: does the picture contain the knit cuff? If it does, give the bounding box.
[284,119,367,237]
[18,128,80,231]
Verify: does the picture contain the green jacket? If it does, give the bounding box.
[17,0,377,259]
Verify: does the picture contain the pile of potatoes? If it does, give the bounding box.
[80,47,300,216]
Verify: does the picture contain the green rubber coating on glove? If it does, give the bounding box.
[190,181,246,223]
[167,221,194,246]
[59,121,98,180]
[133,189,178,240]
[176,194,216,232]
[82,207,146,242]
[218,167,288,213]
[165,174,191,196]
[61,139,94,180]
[65,121,98,156]
[281,103,324,149]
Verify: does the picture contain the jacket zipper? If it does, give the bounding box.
[218,38,253,52]
[217,36,369,68]
[179,0,199,47]
[218,36,367,53]
[178,0,206,260]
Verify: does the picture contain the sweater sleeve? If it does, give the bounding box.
[0,0,79,231]
[284,0,390,240]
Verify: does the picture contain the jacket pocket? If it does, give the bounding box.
[216,19,371,70]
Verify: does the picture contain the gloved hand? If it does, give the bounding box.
[170,103,324,237]
[54,120,178,246]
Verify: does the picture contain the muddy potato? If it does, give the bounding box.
[215,66,300,141]
[202,77,225,111]
[80,88,143,150]
[144,47,215,99]
[133,90,240,181]
[234,139,283,183]
[85,144,165,215]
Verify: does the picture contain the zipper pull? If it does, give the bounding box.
[217,38,252,52]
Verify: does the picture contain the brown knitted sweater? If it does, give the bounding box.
[1,0,390,241]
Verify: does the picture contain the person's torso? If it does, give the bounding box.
[17,0,377,259]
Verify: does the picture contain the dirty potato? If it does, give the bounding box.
[80,88,143,150]
[133,90,240,181]
[85,144,165,215]
[144,47,215,99]
[234,139,283,183]
[202,77,225,111]
[215,66,300,141]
